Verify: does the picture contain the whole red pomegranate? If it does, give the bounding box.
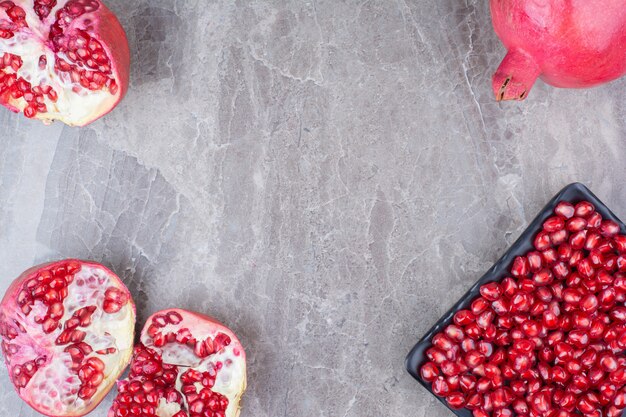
[490,0,626,100]
[0,0,130,125]
[109,308,247,417]
[0,260,136,417]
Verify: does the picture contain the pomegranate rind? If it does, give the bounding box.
[490,0,626,100]
[0,259,136,417]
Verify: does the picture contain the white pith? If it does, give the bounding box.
[140,311,247,417]
[1,264,135,416]
[0,0,120,126]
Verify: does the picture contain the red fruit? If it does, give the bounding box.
[555,202,576,219]
[511,256,530,277]
[480,282,502,301]
[0,260,135,417]
[444,325,464,342]
[614,235,626,253]
[533,269,554,286]
[459,374,477,392]
[454,310,475,326]
[569,230,588,250]
[446,392,465,409]
[541,248,559,266]
[586,232,602,251]
[566,217,587,232]
[567,330,589,348]
[574,202,596,218]
[535,230,552,251]
[426,347,447,364]
[600,220,621,238]
[432,333,454,351]
[607,405,626,417]
[473,409,488,417]
[0,0,129,126]
[109,309,246,417]
[611,307,626,322]
[544,216,565,233]
[550,229,568,246]
[530,391,551,413]
[580,294,599,313]
[471,297,490,315]
[420,362,440,382]
[501,277,518,297]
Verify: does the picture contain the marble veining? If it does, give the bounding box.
[0,1,624,416]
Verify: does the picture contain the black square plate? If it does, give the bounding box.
[405,182,626,417]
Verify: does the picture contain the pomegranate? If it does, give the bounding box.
[109,309,247,417]
[490,0,626,100]
[0,0,129,125]
[420,200,626,417]
[0,259,135,416]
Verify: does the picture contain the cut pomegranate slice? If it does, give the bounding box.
[0,0,129,126]
[0,259,135,417]
[109,309,247,417]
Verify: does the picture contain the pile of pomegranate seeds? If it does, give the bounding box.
[420,200,626,417]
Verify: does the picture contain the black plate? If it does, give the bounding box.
[405,182,626,417]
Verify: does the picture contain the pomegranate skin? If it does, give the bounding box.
[490,0,626,100]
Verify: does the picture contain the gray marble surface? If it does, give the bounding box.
[0,1,625,416]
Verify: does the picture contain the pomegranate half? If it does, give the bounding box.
[109,309,247,417]
[0,0,130,125]
[0,259,135,417]
[490,0,626,100]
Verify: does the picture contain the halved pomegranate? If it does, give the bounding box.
[0,259,135,416]
[109,309,247,417]
[0,0,130,126]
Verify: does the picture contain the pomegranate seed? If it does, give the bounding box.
[420,362,439,382]
[544,216,565,232]
[600,220,620,237]
[511,256,530,277]
[446,392,465,409]
[614,235,626,253]
[471,297,489,315]
[551,229,568,245]
[454,310,475,326]
[480,282,502,301]
[533,269,554,286]
[575,201,595,217]
[566,217,587,232]
[431,376,450,396]
[535,230,552,251]
[555,202,575,219]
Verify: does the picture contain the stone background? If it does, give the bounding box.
[0,1,624,416]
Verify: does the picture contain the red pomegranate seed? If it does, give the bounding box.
[551,229,568,245]
[444,325,464,342]
[432,334,454,351]
[480,282,502,301]
[446,392,465,409]
[600,220,620,237]
[566,217,587,232]
[544,216,565,232]
[555,202,575,219]
[543,248,559,265]
[535,230,552,251]
[454,310,475,326]
[501,277,518,297]
[431,376,450,396]
[614,235,626,253]
[420,362,440,382]
[511,256,530,277]
[471,297,489,315]
[533,269,554,286]
[575,201,595,217]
